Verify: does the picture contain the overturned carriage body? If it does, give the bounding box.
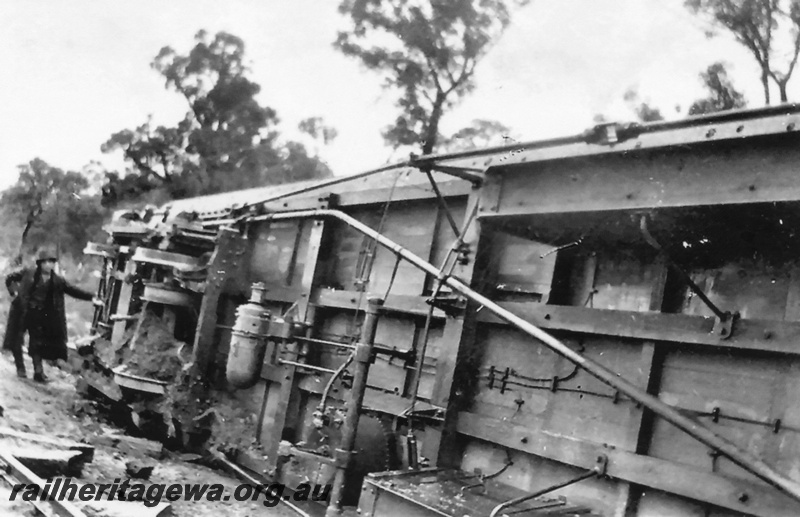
[92,105,800,516]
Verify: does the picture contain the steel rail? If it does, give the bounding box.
[233,208,800,503]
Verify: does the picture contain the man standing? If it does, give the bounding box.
[6,247,95,382]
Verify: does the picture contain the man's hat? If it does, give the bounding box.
[36,247,59,263]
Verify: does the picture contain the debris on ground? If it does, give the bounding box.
[121,312,188,382]
[75,365,124,402]
[0,425,95,462]
[0,351,295,517]
[111,434,165,460]
[125,459,156,480]
[12,446,86,477]
[206,395,261,452]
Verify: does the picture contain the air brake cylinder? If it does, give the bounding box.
[226,283,271,389]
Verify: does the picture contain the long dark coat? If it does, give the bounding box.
[2,296,23,353]
[6,267,93,361]
[2,268,25,354]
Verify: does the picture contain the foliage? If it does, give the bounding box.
[102,30,332,206]
[298,117,339,146]
[623,89,665,122]
[439,119,516,151]
[593,90,665,124]
[334,0,529,154]
[0,158,108,262]
[685,0,800,103]
[689,62,749,114]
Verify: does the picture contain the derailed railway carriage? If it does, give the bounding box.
[88,105,800,516]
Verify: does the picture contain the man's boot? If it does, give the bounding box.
[12,346,26,378]
[32,355,47,383]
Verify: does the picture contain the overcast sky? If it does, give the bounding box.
[0,0,784,192]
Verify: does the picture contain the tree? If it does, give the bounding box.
[298,117,339,146]
[594,90,665,124]
[2,159,69,262]
[623,89,665,122]
[102,31,331,206]
[261,141,334,184]
[1,159,107,262]
[685,0,800,103]
[101,117,192,202]
[688,62,748,114]
[440,119,515,151]
[334,0,529,155]
[298,116,339,158]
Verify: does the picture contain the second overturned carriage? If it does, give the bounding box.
[85,105,800,517]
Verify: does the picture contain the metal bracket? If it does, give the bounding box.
[582,122,643,146]
[333,448,354,469]
[317,193,338,210]
[425,293,466,317]
[712,312,736,340]
[409,159,485,186]
[594,454,608,476]
[500,367,510,394]
[640,215,734,333]
[455,241,472,265]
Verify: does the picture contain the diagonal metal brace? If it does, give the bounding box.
[639,216,734,338]
[489,455,607,517]
[423,168,462,237]
[409,153,485,185]
[426,164,484,185]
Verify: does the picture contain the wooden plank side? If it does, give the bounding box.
[369,316,416,394]
[476,301,800,356]
[248,221,305,286]
[314,288,444,318]
[493,231,557,302]
[368,200,439,297]
[647,348,796,482]
[455,411,800,517]
[469,330,639,449]
[427,199,468,292]
[492,136,800,216]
